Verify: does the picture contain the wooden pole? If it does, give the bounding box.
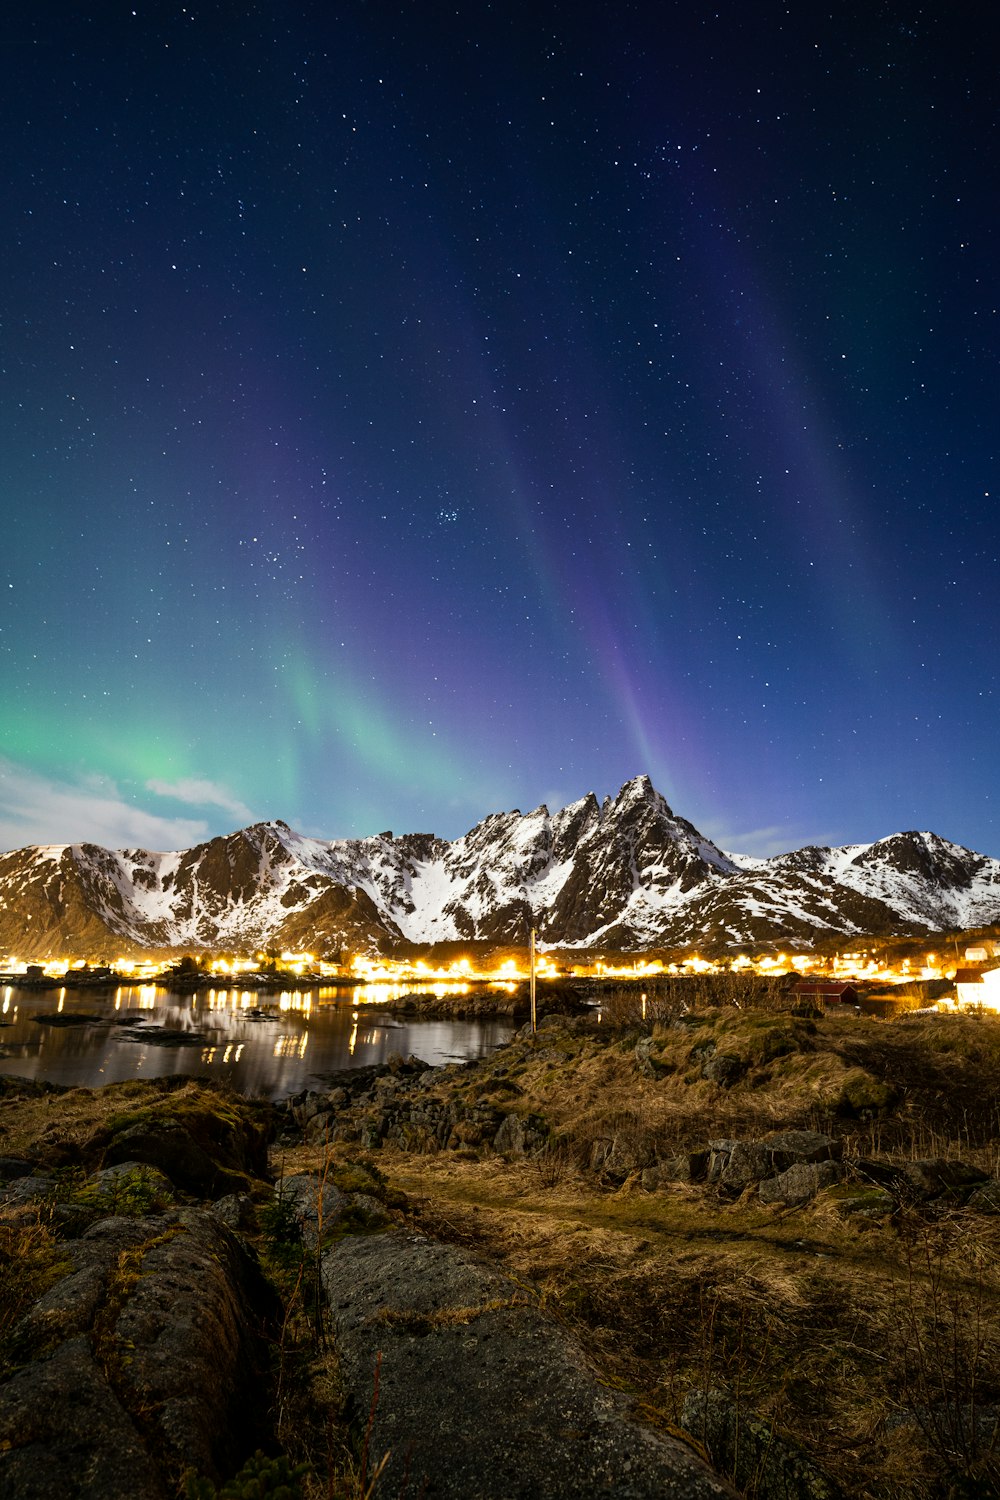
[529,926,537,1034]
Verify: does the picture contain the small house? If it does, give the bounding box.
[955,965,1000,1010]
[790,978,860,1007]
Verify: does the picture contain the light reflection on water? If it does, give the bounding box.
[0,983,514,1100]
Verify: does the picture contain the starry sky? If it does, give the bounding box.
[1,2,997,858]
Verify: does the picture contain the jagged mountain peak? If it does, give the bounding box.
[1,777,998,958]
[857,829,967,860]
[551,793,601,847]
[612,771,658,803]
[849,829,988,891]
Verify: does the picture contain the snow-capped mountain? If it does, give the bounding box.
[1,776,998,959]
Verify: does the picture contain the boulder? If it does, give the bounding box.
[762,1131,840,1167]
[99,1094,271,1197]
[387,1053,431,1076]
[89,1161,174,1204]
[322,1231,739,1500]
[304,1110,337,1143]
[0,1157,36,1181]
[681,1387,842,1500]
[967,1180,1000,1215]
[895,1158,990,1202]
[103,1121,231,1196]
[710,1141,772,1194]
[0,1335,170,1500]
[706,1139,739,1182]
[212,1191,258,1231]
[276,1172,346,1247]
[1,1209,278,1494]
[348,1192,391,1230]
[601,1132,657,1182]
[759,1160,845,1206]
[846,1156,991,1209]
[641,1151,709,1190]
[850,1157,900,1188]
[702,1054,745,1086]
[0,1175,54,1216]
[290,1089,332,1127]
[109,1210,278,1483]
[493,1111,548,1156]
[706,1134,841,1196]
[634,1037,657,1077]
[448,1104,505,1150]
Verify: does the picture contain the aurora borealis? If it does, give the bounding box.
[1,4,997,857]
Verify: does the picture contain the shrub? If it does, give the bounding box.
[184,1450,307,1499]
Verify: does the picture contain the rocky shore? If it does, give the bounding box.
[3,1004,1000,1497]
[0,1069,732,1499]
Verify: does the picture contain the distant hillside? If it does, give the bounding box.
[2,775,999,958]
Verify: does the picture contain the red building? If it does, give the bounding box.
[790,978,860,1007]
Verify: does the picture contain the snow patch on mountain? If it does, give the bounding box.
[2,777,999,958]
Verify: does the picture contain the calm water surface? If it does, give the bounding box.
[0,984,514,1100]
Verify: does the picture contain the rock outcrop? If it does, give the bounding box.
[0,1208,279,1497]
[681,1388,842,1500]
[0,1070,746,1499]
[322,1231,738,1499]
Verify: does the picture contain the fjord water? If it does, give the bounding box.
[0,984,514,1100]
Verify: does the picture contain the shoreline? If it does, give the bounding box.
[4,1005,1000,1495]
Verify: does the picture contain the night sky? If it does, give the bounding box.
[2,3,997,858]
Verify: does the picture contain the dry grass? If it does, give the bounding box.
[0,1075,272,1174]
[364,1009,1000,1498]
[0,1204,71,1374]
[381,1150,1000,1497]
[0,1079,138,1163]
[486,1009,1000,1163]
[8,1008,1000,1497]
[252,1150,406,1500]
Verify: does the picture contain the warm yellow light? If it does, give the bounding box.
[685,955,716,974]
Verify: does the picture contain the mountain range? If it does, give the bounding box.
[1,775,999,960]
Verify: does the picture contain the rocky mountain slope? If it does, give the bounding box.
[1,775,998,958]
